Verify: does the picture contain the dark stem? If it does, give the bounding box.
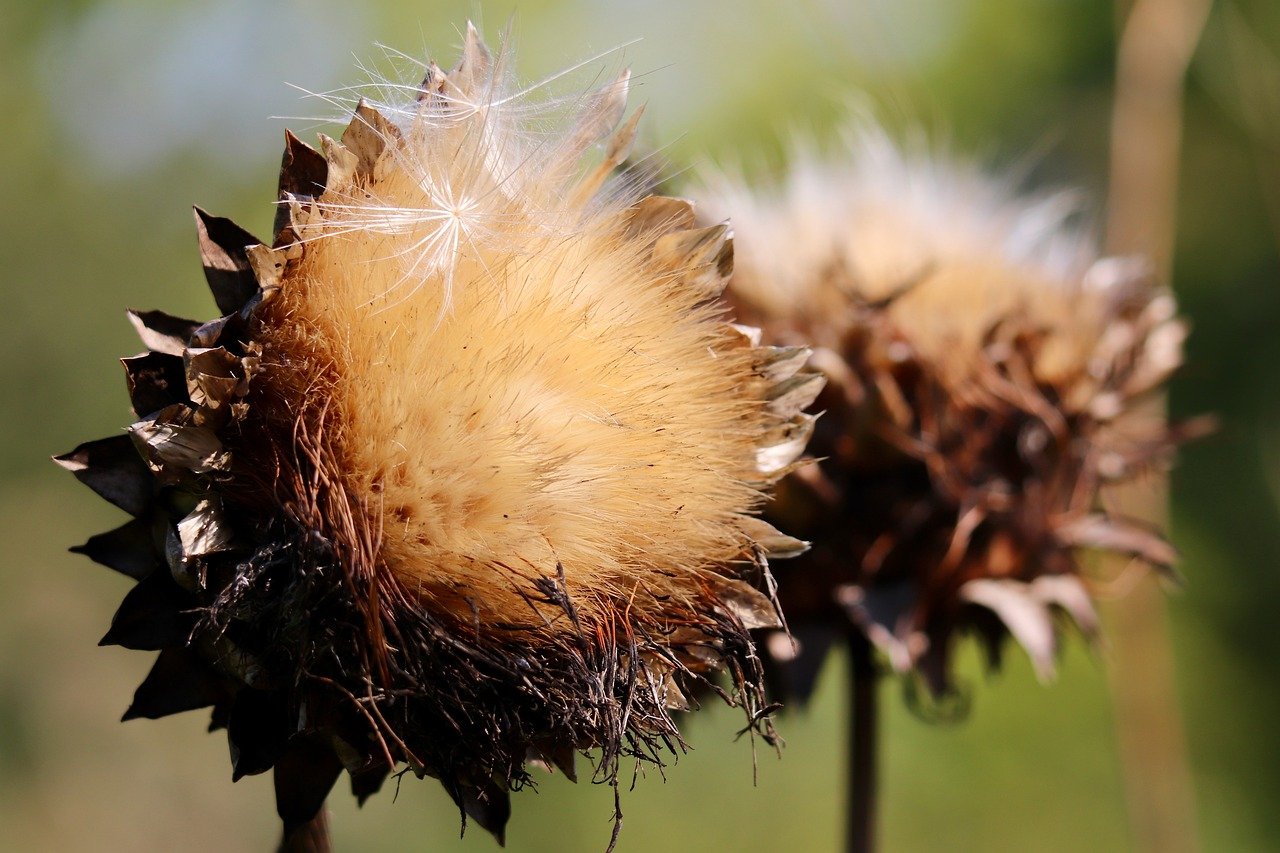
[847,632,878,853]
[278,808,333,853]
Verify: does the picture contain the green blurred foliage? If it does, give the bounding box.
[1,0,1276,850]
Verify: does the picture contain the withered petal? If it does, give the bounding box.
[191,315,233,349]
[184,346,243,409]
[755,413,817,477]
[1030,574,1100,638]
[208,700,232,733]
[450,21,492,95]
[246,244,289,292]
[318,134,358,194]
[839,582,923,674]
[572,104,648,205]
[765,372,826,420]
[278,130,329,198]
[530,741,578,783]
[130,406,229,475]
[550,63,629,178]
[652,223,733,299]
[176,498,236,559]
[738,516,810,560]
[754,346,812,383]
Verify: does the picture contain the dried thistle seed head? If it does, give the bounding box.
[57,25,820,846]
[697,121,1202,702]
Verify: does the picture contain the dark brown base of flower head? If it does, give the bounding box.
[736,276,1200,706]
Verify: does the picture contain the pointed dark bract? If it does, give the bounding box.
[208,700,232,733]
[70,517,160,580]
[761,624,837,705]
[340,100,401,183]
[122,352,188,418]
[273,130,328,239]
[450,777,512,846]
[193,207,262,315]
[127,309,202,357]
[274,737,345,834]
[54,435,153,517]
[98,572,195,650]
[278,130,329,198]
[228,689,290,781]
[349,760,392,806]
[123,647,231,720]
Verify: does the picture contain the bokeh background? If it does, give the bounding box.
[3,1,1277,850]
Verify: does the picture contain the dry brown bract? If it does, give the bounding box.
[698,125,1206,702]
[56,26,820,846]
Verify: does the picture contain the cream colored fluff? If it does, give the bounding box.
[698,122,1128,389]
[255,29,774,623]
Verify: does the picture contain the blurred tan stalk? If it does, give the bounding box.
[279,811,332,853]
[1104,0,1210,851]
[1220,6,1280,252]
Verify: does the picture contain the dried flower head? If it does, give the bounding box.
[697,122,1203,702]
[56,26,821,846]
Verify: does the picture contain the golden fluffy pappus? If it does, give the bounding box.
[698,121,1199,700]
[259,127,773,626]
[58,25,820,847]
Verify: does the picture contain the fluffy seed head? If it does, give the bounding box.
[58,26,820,846]
[698,120,1200,700]
[262,35,775,632]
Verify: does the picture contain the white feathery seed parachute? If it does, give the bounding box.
[290,31,652,314]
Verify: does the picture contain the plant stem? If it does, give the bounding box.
[278,808,333,853]
[1104,0,1209,850]
[847,632,879,853]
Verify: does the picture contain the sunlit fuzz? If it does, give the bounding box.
[266,49,770,628]
[57,25,821,848]
[697,121,1203,702]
